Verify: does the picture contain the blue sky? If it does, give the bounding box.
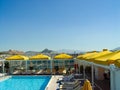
[0,0,120,51]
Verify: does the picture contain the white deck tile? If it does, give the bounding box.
[45,75,63,90]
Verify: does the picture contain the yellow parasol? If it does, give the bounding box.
[6,55,29,60]
[85,49,112,62]
[77,51,98,60]
[53,53,73,59]
[82,79,92,90]
[29,54,50,60]
[107,51,120,64]
[93,51,120,65]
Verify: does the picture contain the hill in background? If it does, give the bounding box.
[0,48,84,56]
[112,47,120,51]
[0,49,24,55]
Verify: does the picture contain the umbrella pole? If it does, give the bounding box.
[83,64,85,80]
[50,60,52,75]
[91,64,94,90]
[9,61,11,74]
[26,61,27,72]
[2,61,4,73]
[78,61,80,74]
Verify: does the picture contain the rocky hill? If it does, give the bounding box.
[0,48,84,56]
[0,49,24,55]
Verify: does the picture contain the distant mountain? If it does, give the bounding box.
[112,47,120,51]
[0,48,84,56]
[41,48,53,53]
[0,49,24,55]
[8,49,24,55]
[56,49,84,54]
[24,51,40,56]
[25,48,54,56]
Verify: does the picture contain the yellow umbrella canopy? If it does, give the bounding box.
[53,53,73,59]
[82,79,92,90]
[85,49,112,62]
[107,51,120,64]
[6,55,29,60]
[93,51,120,65]
[77,51,98,60]
[76,54,84,59]
[115,59,120,68]
[29,54,50,60]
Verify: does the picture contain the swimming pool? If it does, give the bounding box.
[0,76,51,90]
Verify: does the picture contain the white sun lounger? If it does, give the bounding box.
[13,70,19,74]
[13,70,21,74]
[63,74,74,81]
[59,80,81,90]
[0,73,6,77]
[36,70,43,74]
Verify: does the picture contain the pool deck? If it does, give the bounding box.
[45,75,63,90]
[0,76,11,82]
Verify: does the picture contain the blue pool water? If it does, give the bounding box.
[0,76,51,90]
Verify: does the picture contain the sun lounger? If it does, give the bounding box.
[74,74,83,80]
[57,74,83,90]
[0,73,6,76]
[13,70,19,74]
[36,70,43,74]
[62,69,66,74]
[57,74,74,84]
[63,74,74,81]
[13,70,21,75]
[59,80,81,90]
